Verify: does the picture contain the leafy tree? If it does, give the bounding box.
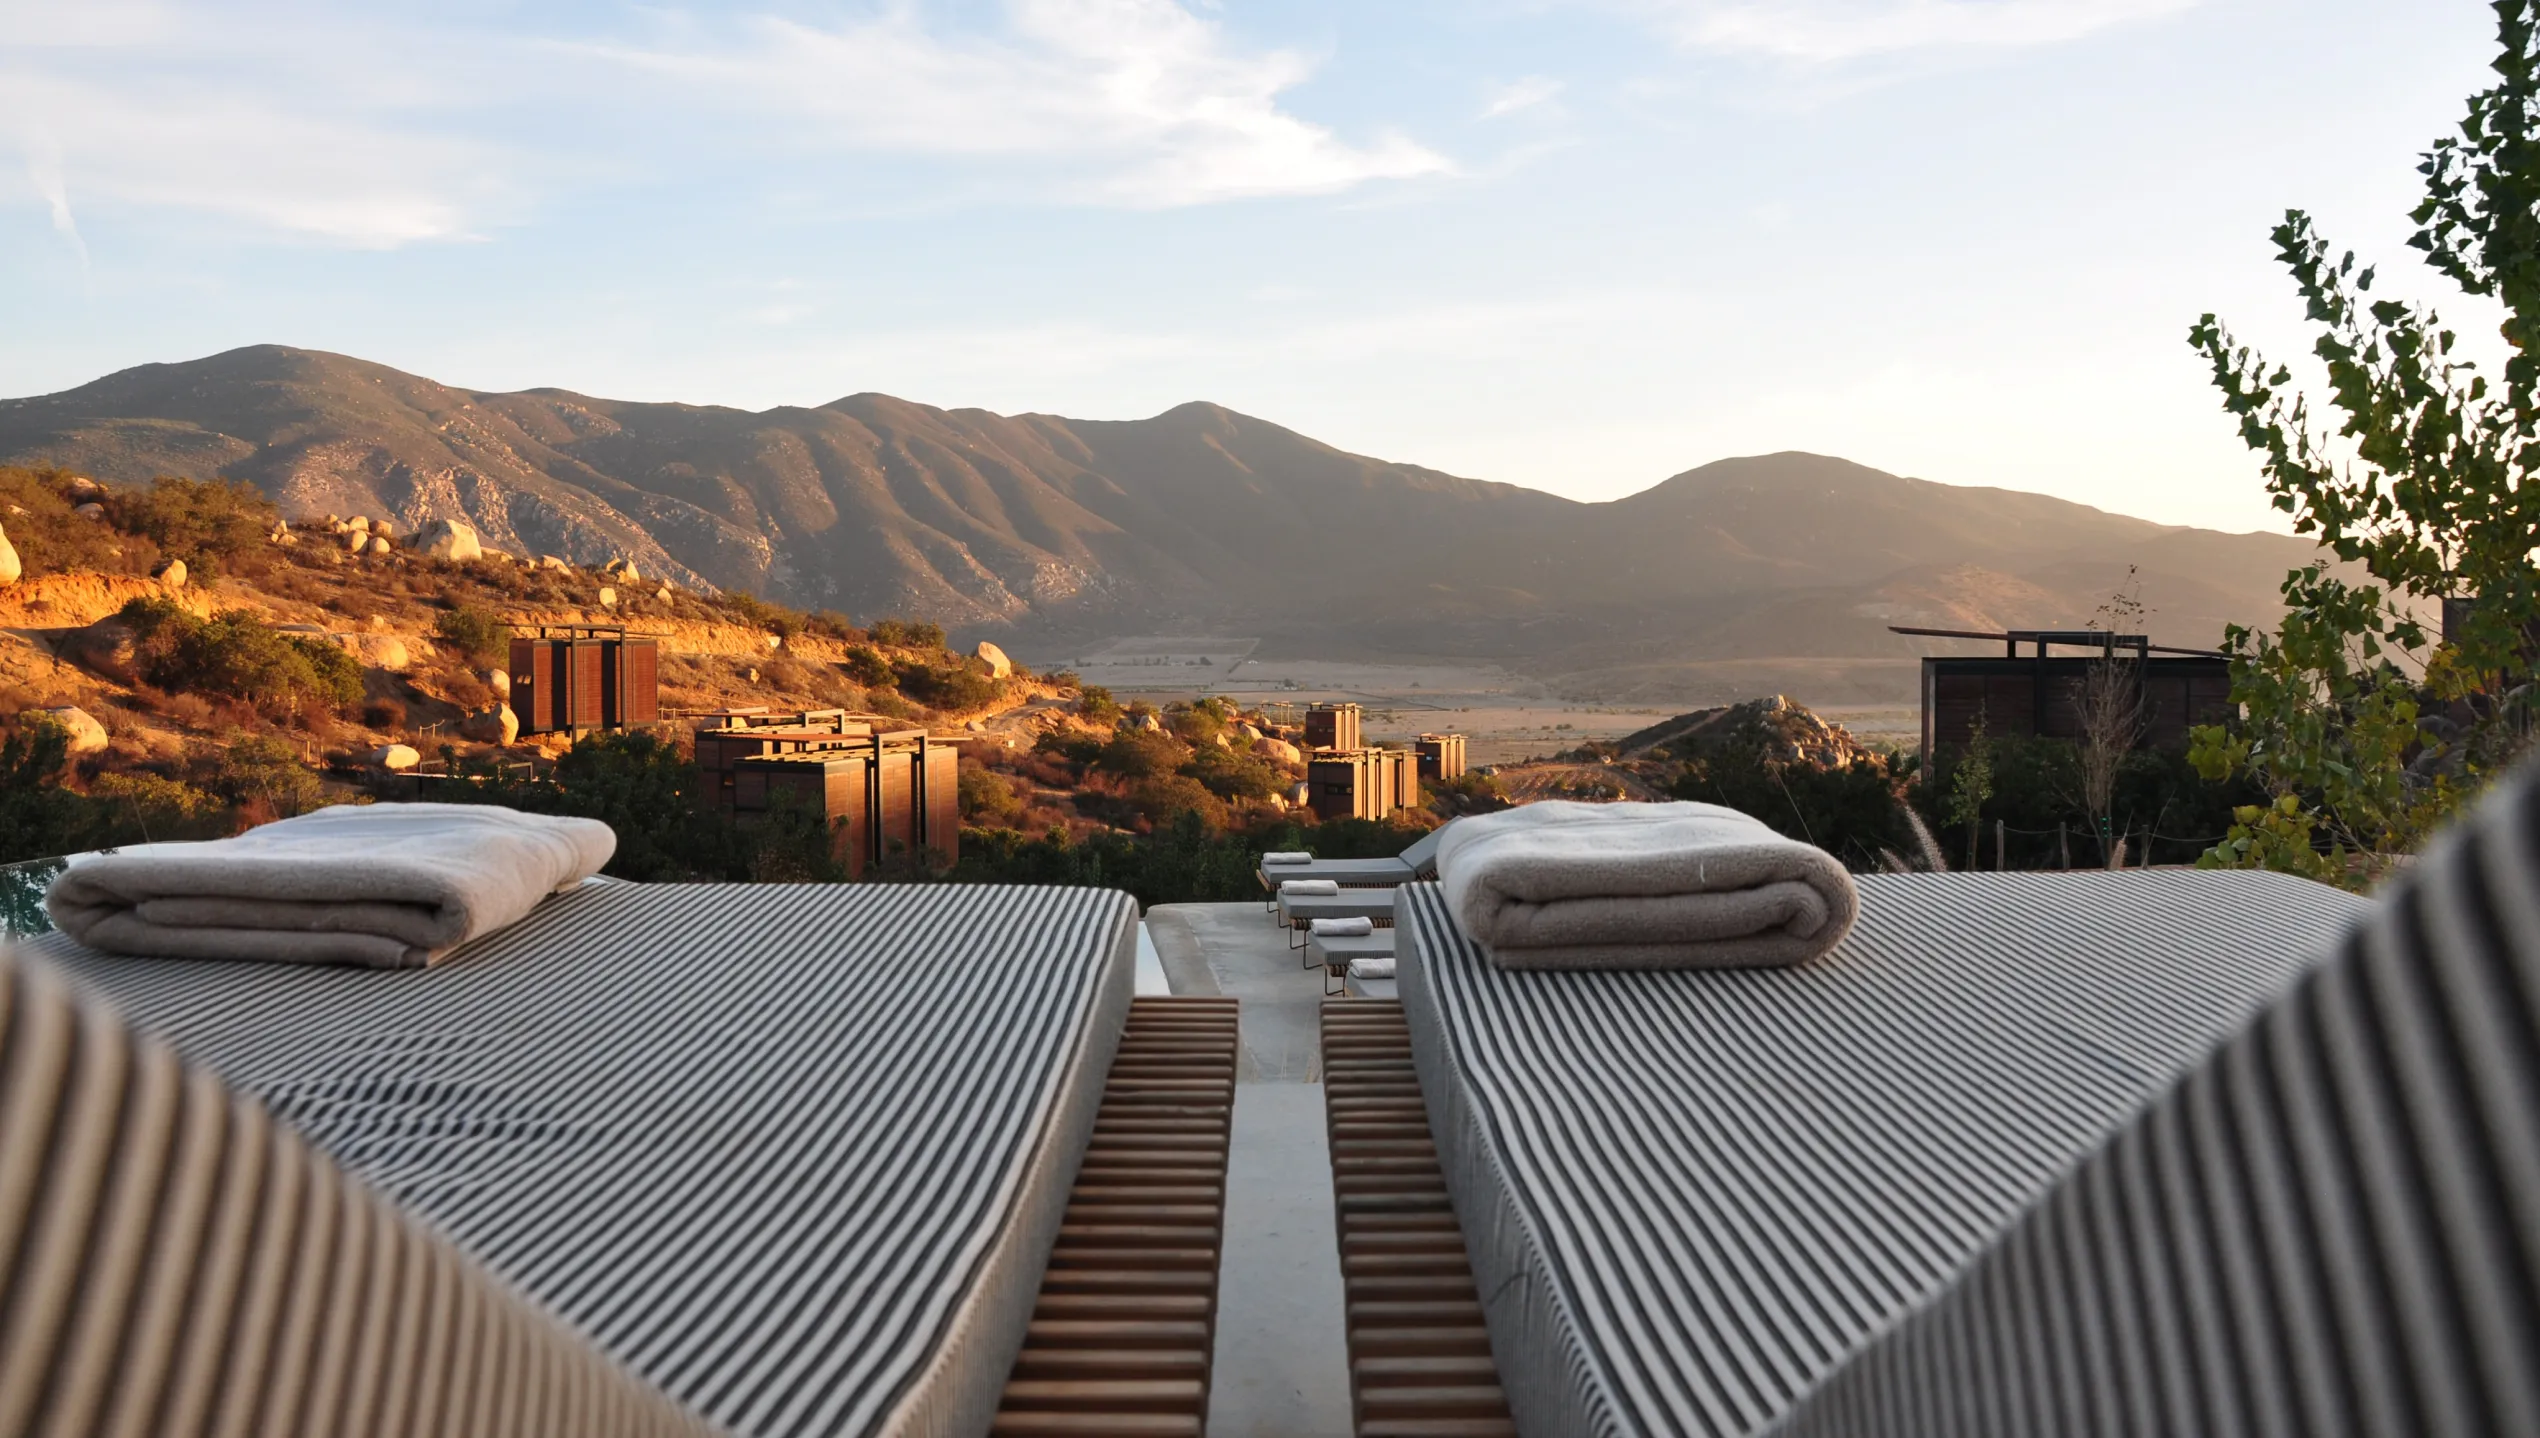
[1944,711,1995,870]
[2188,1,2540,883]
[1077,685,1122,724]
[0,722,89,863]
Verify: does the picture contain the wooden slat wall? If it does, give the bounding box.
[993,996,1240,1438]
[1321,1000,1515,1438]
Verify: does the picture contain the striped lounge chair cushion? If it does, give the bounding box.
[23,881,1138,1438]
[1397,870,2367,1438]
[1780,772,2540,1436]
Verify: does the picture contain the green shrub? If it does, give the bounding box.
[435,607,511,668]
[842,646,896,688]
[1095,728,1187,779]
[120,599,364,720]
[893,659,1000,712]
[106,475,278,580]
[870,617,947,651]
[1130,774,1224,829]
[1077,685,1121,723]
[958,767,1024,825]
[87,773,230,843]
[198,735,328,817]
[1182,745,1284,802]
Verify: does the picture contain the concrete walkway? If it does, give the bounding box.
[1148,902,1354,1438]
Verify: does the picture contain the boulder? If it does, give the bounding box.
[974,640,1013,679]
[342,633,411,671]
[370,518,396,540]
[538,554,570,572]
[67,618,141,683]
[765,634,783,650]
[0,521,18,586]
[371,743,421,771]
[481,548,512,564]
[74,503,104,521]
[366,535,392,556]
[65,475,103,502]
[487,668,511,697]
[154,557,187,589]
[34,705,110,755]
[620,561,641,584]
[459,704,519,745]
[347,515,372,532]
[1287,781,1312,807]
[416,517,484,563]
[655,585,673,602]
[344,530,369,553]
[597,586,618,608]
[1254,736,1303,764]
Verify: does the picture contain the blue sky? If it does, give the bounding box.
[0,0,2501,533]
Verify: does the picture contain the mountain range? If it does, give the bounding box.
[0,345,2325,702]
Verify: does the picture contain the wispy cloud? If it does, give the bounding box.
[1480,76,1564,120]
[594,0,1452,206]
[1640,0,2194,63]
[0,4,500,247]
[21,126,86,263]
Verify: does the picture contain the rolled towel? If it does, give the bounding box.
[1280,878,1341,896]
[1262,851,1314,865]
[46,803,617,969]
[1312,916,1376,938]
[1349,955,1397,980]
[1436,800,1857,970]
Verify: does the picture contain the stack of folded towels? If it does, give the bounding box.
[1436,800,1857,970]
[46,803,617,969]
[1279,878,1341,897]
[1262,850,1314,865]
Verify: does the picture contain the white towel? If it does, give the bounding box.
[46,803,617,969]
[1280,879,1341,896]
[1436,800,1857,970]
[1349,956,1397,979]
[1312,916,1375,937]
[1262,851,1314,864]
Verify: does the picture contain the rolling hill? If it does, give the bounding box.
[0,345,2327,700]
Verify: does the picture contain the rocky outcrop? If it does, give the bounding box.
[974,640,1013,679]
[1615,695,1878,769]
[153,558,187,589]
[0,522,18,587]
[371,743,421,770]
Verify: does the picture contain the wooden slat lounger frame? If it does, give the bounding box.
[993,996,1240,1438]
[1321,999,1515,1438]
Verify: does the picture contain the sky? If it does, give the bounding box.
[0,0,2505,535]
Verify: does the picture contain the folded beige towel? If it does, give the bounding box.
[1349,955,1396,980]
[1312,916,1376,937]
[1280,878,1341,896]
[1262,851,1313,864]
[46,803,617,969]
[1436,800,1857,970]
